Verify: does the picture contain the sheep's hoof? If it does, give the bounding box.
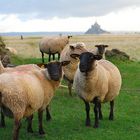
[99,115,103,120]
[39,130,45,135]
[46,114,52,121]
[93,124,99,128]
[0,123,6,128]
[109,117,114,121]
[27,128,33,133]
[85,120,91,127]
[109,115,114,121]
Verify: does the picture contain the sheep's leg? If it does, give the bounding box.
[83,100,91,126]
[41,52,44,63]
[46,106,51,121]
[38,110,45,135]
[68,82,72,96]
[58,53,60,60]
[53,54,55,60]
[93,97,99,128]
[98,103,103,120]
[0,109,5,127]
[48,54,51,62]
[13,118,21,140]
[0,93,5,127]
[109,100,114,120]
[27,114,33,133]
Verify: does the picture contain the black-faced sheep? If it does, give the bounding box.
[39,35,72,63]
[0,62,52,127]
[95,44,108,59]
[0,60,70,140]
[71,52,122,128]
[60,42,87,96]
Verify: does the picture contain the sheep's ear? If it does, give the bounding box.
[94,55,102,60]
[69,45,75,50]
[104,45,108,48]
[61,61,70,66]
[68,35,72,39]
[95,45,99,48]
[70,54,80,59]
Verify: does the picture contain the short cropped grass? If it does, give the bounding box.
[0,57,140,140]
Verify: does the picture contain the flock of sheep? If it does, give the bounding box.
[0,35,122,140]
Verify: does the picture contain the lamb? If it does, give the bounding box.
[39,35,72,63]
[71,52,122,128]
[60,42,87,96]
[0,60,70,140]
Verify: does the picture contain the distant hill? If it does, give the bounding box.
[85,22,109,34]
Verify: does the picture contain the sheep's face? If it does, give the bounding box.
[45,61,70,81]
[69,43,87,58]
[95,45,108,56]
[71,52,102,73]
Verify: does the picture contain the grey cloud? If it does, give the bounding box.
[0,0,140,19]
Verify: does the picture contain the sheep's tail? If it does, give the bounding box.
[0,61,5,74]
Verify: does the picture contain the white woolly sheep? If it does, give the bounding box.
[0,60,70,140]
[39,35,72,63]
[71,52,122,128]
[60,42,87,96]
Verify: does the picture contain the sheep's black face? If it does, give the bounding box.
[95,45,108,56]
[79,52,94,73]
[98,46,105,55]
[79,52,102,73]
[46,62,62,81]
[45,61,70,81]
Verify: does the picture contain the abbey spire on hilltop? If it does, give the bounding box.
[85,22,109,34]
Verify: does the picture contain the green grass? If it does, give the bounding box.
[1,58,140,140]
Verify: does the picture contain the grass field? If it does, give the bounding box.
[3,34,140,61]
[0,35,140,140]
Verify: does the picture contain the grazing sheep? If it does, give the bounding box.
[39,35,72,63]
[71,52,122,128]
[60,42,87,96]
[95,44,108,59]
[0,60,70,140]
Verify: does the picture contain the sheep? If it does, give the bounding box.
[0,60,70,140]
[60,42,88,96]
[71,52,122,128]
[0,62,52,127]
[95,44,108,59]
[39,35,72,63]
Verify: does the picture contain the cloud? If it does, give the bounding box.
[0,0,140,19]
[0,7,140,32]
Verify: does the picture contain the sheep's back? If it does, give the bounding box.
[39,36,68,54]
[0,71,45,117]
[98,60,122,102]
[60,46,79,81]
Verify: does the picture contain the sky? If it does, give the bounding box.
[0,0,140,32]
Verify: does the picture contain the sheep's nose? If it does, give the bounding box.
[79,64,86,72]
